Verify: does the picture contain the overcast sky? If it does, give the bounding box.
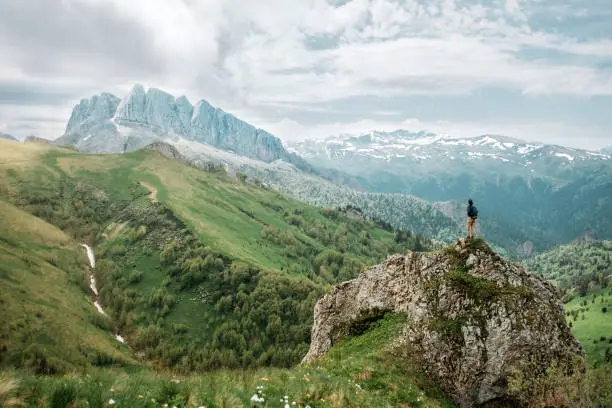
[0,0,611,149]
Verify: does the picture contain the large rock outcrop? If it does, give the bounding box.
[303,239,585,407]
[56,84,310,170]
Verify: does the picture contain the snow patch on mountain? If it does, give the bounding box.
[289,130,609,169]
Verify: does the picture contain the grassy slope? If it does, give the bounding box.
[522,239,612,366]
[0,140,423,371]
[52,145,401,272]
[1,314,455,408]
[564,288,612,366]
[0,198,134,372]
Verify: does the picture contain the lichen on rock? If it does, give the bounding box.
[302,238,585,407]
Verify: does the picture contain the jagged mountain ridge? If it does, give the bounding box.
[56,84,308,168]
[290,130,610,171]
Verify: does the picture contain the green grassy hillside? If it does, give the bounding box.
[0,198,134,373]
[523,239,612,299]
[564,288,612,366]
[0,140,428,372]
[523,239,612,368]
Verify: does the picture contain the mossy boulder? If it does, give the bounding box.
[303,239,585,407]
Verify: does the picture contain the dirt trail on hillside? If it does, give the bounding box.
[139,181,158,201]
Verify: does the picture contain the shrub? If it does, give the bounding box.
[111,244,126,255]
[603,307,608,313]
[50,383,77,408]
[507,357,588,407]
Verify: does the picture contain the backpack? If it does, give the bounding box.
[472,206,478,218]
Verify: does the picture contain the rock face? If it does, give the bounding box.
[56,84,308,168]
[303,239,585,407]
[144,142,188,163]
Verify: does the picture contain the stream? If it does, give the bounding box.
[81,244,126,344]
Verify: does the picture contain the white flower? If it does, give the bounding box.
[292,402,296,405]
[108,399,116,405]
[250,394,265,403]
[284,404,291,408]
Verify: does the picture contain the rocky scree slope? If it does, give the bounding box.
[303,239,585,407]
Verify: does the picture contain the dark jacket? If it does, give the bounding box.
[467,204,477,218]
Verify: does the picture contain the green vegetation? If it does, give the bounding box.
[0,314,455,408]
[0,199,134,374]
[523,238,612,299]
[564,288,612,367]
[522,239,612,369]
[447,267,534,303]
[0,140,429,372]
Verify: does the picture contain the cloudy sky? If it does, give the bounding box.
[0,0,611,149]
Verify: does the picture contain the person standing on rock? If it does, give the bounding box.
[466,199,478,239]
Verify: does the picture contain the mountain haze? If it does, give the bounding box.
[290,131,612,251]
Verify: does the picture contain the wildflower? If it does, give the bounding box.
[108,399,116,405]
[292,402,296,405]
[138,395,144,398]
[250,394,265,403]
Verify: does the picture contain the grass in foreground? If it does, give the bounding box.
[0,314,454,408]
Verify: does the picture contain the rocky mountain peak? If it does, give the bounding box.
[65,92,121,135]
[57,84,308,167]
[303,239,585,406]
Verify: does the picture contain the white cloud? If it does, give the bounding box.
[0,0,610,146]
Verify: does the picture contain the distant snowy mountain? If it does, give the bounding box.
[56,84,308,169]
[289,130,612,249]
[290,131,609,171]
